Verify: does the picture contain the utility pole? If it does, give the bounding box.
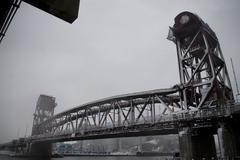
[231,58,240,101]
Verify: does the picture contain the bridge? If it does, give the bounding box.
[1,11,240,160]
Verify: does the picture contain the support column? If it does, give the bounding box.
[179,127,216,160]
[117,138,122,152]
[218,123,240,159]
[179,128,193,159]
[29,142,52,157]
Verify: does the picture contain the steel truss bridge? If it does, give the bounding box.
[30,89,239,143]
[1,11,240,159]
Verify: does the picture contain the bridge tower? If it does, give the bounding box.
[168,11,233,110]
[32,94,56,135]
[30,95,56,157]
[168,11,238,159]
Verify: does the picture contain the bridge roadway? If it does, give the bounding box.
[28,87,240,143]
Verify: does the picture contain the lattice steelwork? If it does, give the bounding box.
[30,89,238,143]
[168,11,233,109]
[34,88,181,137]
[32,95,57,135]
[29,11,236,141]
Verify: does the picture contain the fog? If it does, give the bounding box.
[0,0,239,143]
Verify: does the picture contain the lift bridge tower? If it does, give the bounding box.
[32,95,57,135]
[168,12,240,159]
[168,11,233,110]
[30,95,56,156]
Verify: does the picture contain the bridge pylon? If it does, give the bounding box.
[30,95,56,157]
[32,95,56,135]
[217,116,240,159]
[168,11,239,159]
[28,141,52,157]
[178,127,216,159]
[168,11,233,110]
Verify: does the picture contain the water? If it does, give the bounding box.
[0,155,169,160]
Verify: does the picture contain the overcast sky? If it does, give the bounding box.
[0,0,240,143]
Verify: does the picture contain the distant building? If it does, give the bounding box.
[53,135,179,154]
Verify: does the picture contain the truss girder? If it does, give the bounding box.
[31,88,183,137]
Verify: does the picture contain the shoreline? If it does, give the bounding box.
[0,150,175,158]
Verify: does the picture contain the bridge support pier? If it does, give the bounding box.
[29,142,52,157]
[178,127,216,160]
[218,122,240,159]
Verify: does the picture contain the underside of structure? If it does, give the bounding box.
[0,0,80,43]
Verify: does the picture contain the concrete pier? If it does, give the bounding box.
[218,121,240,159]
[29,142,52,157]
[179,127,216,160]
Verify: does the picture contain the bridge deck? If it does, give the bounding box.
[30,104,240,143]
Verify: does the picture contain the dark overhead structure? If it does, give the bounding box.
[0,0,22,43]
[0,0,80,44]
[23,0,80,23]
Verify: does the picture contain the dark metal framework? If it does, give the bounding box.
[35,88,180,136]
[168,11,233,109]
[32,95,56,135]
[30,89,239,143]
[0,0,22,43]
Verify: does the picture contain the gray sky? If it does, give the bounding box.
[0,0,240,143]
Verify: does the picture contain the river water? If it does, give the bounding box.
[0,155,170,160]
